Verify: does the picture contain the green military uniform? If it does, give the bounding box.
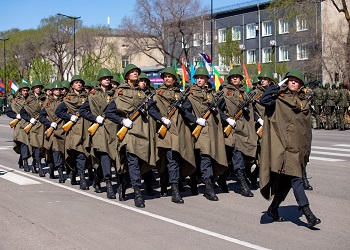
[311,84,325,129]
[337,83,350,130]
[324,83,338,129]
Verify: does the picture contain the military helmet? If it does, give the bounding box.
[91,80,100,87]
[332,83,336,88]
[251,75,260,85]
[285,69,305,85]
[325,82,330,88]
[111,74,120,84]
[18,82,30,90]
[160,67,177,79]
[61,80,70,89]
[97,68,113,81]
[51,80,63,89]
[339,82,344,86]
[70,75,85,86]
[227,68,244,80]
[84,79,93,88]
[31,79,44,89]
[123,64,141,78]
[150,81,154,89]
[258,68,273,80]
[139,72,151,85]
[44,83,52,90]
[193,67,209,78]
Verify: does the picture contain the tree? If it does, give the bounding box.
[217,28,241,69]
[28,58,54,84]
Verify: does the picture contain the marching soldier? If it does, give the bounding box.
[84,80,93,94]
[44,83,52,97]
[324,83,338,130]
[148,66,196,204]
[39,80,66,183]
[336,82,350,130]
[105,64,153,207]
[6,83,31,171]
[80,68,117,199]
[111,74,120,89]
[61,80,70,96]
[260,69,321,228]
[311,81,325,129]
[55,75,90,190]
[20,80,46,176]
[185,67,228,201]
[217,68,257,197]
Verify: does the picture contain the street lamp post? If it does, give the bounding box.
[57,13,81,74]
[0,37,9,93]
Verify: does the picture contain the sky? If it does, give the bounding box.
[1,0,249,32]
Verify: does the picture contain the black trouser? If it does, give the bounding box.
[200,153,213,181]
[52,150,63,167]
[32,147,41,163]
[273,174,309,207]
[20,142,30,160]
[126,152,141,187]
[165,150,180,184]
[231,146,245,172]
[68,150,86,174]
[96,151,112,180]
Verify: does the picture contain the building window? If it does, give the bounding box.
[296,15,307,31]
[246,23,256,39]
[262,47,272,63]
[218,54,225,66]
[278,46,289,61]
[247,49,256,64]
[297,44,308,60]
[278,19,289,34]
[218,28,227,43]
[232,26,241,41]
[262,21,272,37]
[232,55,241,65]
[182,36,189,48]
[205,31,211,45]
[193,33,201,47]
[122,56,129,68]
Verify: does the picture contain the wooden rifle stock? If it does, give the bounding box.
[116,111,140,141]
[62,113,80,132]
[256,125,263,138]
[191,109,211,140]
[88,115,105,136]
[157,107,177,138]
[44,118,62,139]
[9,118,20,128]
[223,109,243,137]
[24,115,39,134]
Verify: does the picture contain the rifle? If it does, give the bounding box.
[223,91,257,137]
[117,91,156,141]
[88,114,105,136]
[62,113,80,132]
[158,86,190,138]
[256,125,263,138]
[44,118,62,139]
[9,118,20,128]
[23,115,40,134]
[192,91,224,140]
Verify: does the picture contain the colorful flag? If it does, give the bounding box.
[10,79,19,94]
[229,60,233,69]
[197,57,203,67]
[22,78,28,84]
[199,53,212,64]
[243,64,252,93]
[0,79,5,94]
[181,57,189,87]
[189,61,196,83]
[213,66,223,91]
[257,62,262,74]
[173,59,179,75]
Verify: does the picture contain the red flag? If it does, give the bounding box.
[257,62,262,74]
[181,57,189,86]
[243,64,252,92]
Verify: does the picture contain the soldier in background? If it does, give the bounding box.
[336,82,350,130]
[111,74,120,89]
[311,81,325,129]
[324,83,338,130]
[61,80,70,97]
[0,93,4,115]
[44,83,52,97]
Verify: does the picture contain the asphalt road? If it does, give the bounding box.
[0,115,349,250]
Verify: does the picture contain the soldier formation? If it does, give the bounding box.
[6,65,332,228]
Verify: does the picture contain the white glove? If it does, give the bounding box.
[348,107,350,111]
[278,78,288,87]
[30,118,37,124]
[226,118,236,128]
[257,118,264,126]
[95,115,105,124]
[122,118,133,128]
[196,118,206,126]
[50,122,57,129]
[161,117,171,128]
[311,105,314,109]
[16,114,21,119]
[70,115,78,122]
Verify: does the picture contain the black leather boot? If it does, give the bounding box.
[106,180,116,199]
[133,186,145,208]
[145,180,155,196]
[301,205,321,227]
[267,199,284,222]
[38,163,45,177]
[70,169,77,185]
[88,168,94,181]
[217,174,229,193]
[49,163,56,179]
[32,158,36,170]
[117,178,128,201]
[31,161,38,173]
[18,156,23,169]
[79,171,89,190]
[92,171,102,193]
[204,179,218,201]
[302,169,313,191]
[171,183,184,204]
[188,175,199,195]
[23,159,30,172]
[160,175,168,197]
[236,169,254,197]
[57,166,65,183]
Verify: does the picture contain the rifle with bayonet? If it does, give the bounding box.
[223,91,257,137]
[62,113,80,132]
[192,90,224,140]
[117,91,156,142]
[157,86,190,138]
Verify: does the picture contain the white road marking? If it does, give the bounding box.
[311,150,350,158]
[0,164,269,250]
[333,144,350,148]
[0,168,41,185]
[0,146,12,150]
[309,156,345,162]
[312,146,350,152]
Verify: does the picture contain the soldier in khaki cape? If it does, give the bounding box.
[20,80,47,176]
[217,68,257,197]
[6,83,31,171]
[55,75,90,190]
[336,82,350,130]
[61,81,70,97]
[185,67,228,201]
[39,81,66,183]
[324,83,338,129]
[311,81,325,129]
[80,68,117,199]
[260,69,321,228]
[111,74,120,89]
[105,64,153,208]
[148,66,196,204]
